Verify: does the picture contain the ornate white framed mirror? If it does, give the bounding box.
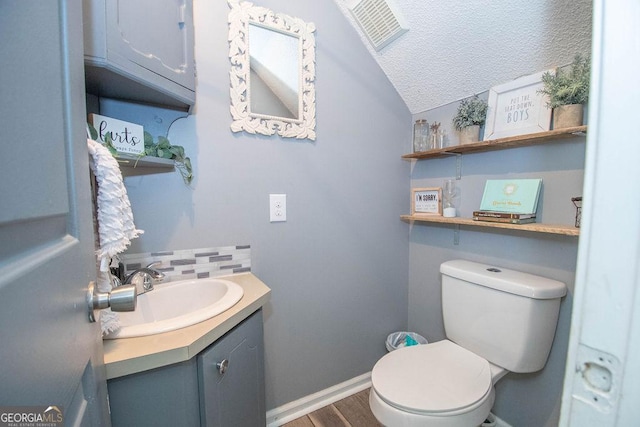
[228,0,316,140]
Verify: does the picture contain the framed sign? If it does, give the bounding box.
[412,187,442,216]
[89,113,145,155]
[483,69,554,140]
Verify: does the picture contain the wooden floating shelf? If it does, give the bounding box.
[401,215,580,236]
[402,126,587,160]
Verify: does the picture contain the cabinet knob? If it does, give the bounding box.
[216,359,229,374]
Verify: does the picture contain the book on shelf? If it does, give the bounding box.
[473,210,537,220]
[473,216,537,224]
[479,179,542,214]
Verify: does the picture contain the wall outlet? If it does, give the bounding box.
[269,194,287,222]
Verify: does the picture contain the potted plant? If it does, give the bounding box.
[538,54,590,129]
[452,95,488,145]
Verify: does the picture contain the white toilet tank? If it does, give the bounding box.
[440,260,567,373]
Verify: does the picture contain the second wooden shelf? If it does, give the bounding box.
[401,215,579,236]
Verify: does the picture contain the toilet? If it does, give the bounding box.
[370,259,567,427]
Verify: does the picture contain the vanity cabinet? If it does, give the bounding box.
[107,309,265,427]
[83,0,196,111]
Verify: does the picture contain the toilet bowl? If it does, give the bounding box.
[370,340,499,427]
[369,259,566,426]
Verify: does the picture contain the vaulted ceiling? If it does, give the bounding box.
[333,0,593,114]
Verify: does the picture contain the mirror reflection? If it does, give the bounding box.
[249,24,300,120]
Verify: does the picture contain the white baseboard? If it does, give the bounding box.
[266,372,372,427]
[495,415,512,427]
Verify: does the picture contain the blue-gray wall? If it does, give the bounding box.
[106,0,411,410]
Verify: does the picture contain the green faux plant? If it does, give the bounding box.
[538,54,590,109]
[87,123,118,156]
[143,132,193,185]
[87,123,193,185]
[452,95,488,131]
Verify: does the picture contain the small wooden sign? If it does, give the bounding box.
[412,187,442,216]
[89,113,145,155]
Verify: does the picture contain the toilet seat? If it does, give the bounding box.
[371,340,492,416]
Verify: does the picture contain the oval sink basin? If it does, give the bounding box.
[105,278,244,339]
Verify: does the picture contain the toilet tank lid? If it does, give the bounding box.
[440,260,567,299]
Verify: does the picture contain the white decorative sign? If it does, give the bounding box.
[483,70,554,140]
[89,114,145,155]
[412,187,442,216]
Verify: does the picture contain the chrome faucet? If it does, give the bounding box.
[123,262,165,295]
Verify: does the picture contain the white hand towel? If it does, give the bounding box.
[87,139,143,334]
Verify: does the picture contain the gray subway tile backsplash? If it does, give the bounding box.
[120,245,251,282]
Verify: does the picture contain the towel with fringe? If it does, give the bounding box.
[87,138,143,335]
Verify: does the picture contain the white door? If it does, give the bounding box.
[0,1,110,425]
[559,0,640,425]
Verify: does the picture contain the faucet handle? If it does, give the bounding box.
[127,271,155,294]
[146,262,165,281]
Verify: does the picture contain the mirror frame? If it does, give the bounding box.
[228,0,316,140]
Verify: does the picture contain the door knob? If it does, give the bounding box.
[87,281,137,322]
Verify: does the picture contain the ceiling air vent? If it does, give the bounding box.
[347,0,408,51]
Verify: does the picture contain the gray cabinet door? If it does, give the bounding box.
[106,0,195,90]
[108,358,200,427]
[198,310,266,427]
[84,0,195,109]
[0,1,109,425]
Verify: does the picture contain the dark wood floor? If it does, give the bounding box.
[283,389,382,427]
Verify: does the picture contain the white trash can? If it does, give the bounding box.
[386,332,428,352]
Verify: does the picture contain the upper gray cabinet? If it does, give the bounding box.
[83,0,195,111]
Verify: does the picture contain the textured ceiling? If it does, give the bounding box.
[334,0,592,114]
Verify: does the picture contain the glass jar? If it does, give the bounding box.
[413,120,429,152]
[442,179,460,217]
[437,130,446,149]
[428,122,442,150]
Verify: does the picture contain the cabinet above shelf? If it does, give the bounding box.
[402,126,587,160]
[83,0,196,112]
[401,215,579,236]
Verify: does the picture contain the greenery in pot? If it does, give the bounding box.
[452,95,488,131]
[88,124,193,185]
[538,54,590,108]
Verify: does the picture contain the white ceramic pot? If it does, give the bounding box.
[459,125,480,145]
[553,104,584,129]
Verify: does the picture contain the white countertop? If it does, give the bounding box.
[102,272,271,379]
